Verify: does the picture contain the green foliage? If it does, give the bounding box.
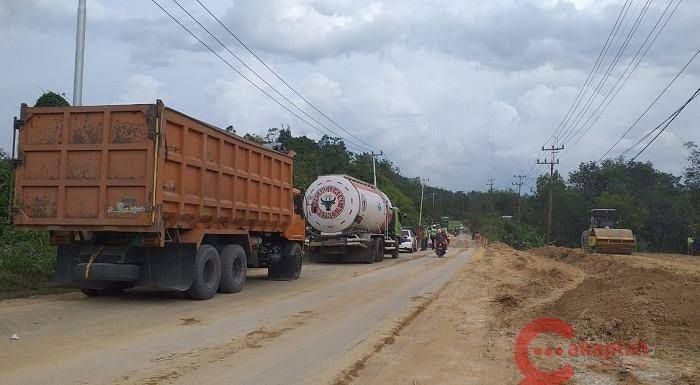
[0,150,55,295]
[0,225,55,295]
[483,218,545,250]
[684,141,700,233]
[34,91,70,107]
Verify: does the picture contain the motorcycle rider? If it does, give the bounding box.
[435,229,448,251]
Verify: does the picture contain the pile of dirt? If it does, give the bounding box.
[529,245,586,263]
[527,245,700,384]
[486,243,584,322]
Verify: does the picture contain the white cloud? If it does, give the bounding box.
[1,0,698,193]
[118,75,163,104]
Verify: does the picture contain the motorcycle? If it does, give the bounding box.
[435,240,447,257]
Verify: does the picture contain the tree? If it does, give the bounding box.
[683,141,700,233]
[34,91,70,107]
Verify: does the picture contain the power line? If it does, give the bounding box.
[626,87,700,161]
[533,0,634,175]
[559,0,653,145]
[193,0,381,153]
[562,0,683,153]
[543,0,633,147]
[166,0,373,153]
[598,48,699,161]
[149,0,371,153]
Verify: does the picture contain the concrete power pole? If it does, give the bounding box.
[429,192,437,207]
[73,0,87,106]
[537,144,564,244]
[486,178,495,193]
[512,174,526,223]
[370,151,383,187]
[418,177,430,230]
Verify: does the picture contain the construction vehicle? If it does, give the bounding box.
[9,100,305,299]
[304,175,401,263]
[581,209,635,255]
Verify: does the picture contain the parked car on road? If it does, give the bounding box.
[400,229,418,253]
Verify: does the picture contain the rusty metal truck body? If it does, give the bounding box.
[10,100,305,299]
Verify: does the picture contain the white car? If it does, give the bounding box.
[399,229,418,252]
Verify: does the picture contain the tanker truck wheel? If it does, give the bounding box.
[269,242,303,280]
[219,244,247,293]
[363,238,377,264]
[392,237,400,258]
[375,238,384,263]
[187,245,221,300]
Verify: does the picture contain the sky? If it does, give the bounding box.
[1,0,698,193]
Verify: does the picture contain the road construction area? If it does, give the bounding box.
[1,237,698,385]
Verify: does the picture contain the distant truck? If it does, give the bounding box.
[304,175,401,263]
[10,100,305,299]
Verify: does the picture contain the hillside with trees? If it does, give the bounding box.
[249,127,698,254]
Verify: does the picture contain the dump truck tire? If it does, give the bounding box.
[187,245,221,300]
[219,245,247,293]
[269,242,303,280]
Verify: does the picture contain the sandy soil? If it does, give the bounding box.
[2,238,697,385]
[0,245,475,385]
[348,243,699,385]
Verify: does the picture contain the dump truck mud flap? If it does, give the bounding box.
[140,244,196,291]
[53,243,196,291]
[72,263,140,282]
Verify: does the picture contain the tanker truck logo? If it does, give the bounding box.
[320,195,336,211]
[312,186,345,219]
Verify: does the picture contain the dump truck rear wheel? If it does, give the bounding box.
[187,245,221,300]
[219,244,247,293]
[269,242,303,280]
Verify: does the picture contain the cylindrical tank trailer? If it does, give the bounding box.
[304,175,393,234]
[304,175,401,263]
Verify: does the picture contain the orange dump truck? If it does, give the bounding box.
[10,100,305,299]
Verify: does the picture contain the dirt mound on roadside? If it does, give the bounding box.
[529,245,586,263]
[524,245,700,383]
[486,243,584,321]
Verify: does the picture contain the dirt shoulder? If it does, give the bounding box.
[348,243,699,385]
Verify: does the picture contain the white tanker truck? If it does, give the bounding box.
[304,175,402,263]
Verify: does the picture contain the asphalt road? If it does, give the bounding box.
[0,243,474,385]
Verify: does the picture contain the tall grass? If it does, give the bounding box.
[0,225,55,295]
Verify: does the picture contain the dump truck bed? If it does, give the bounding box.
[12,101,295,234]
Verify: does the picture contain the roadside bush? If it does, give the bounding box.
[481,216,545,250]
[0,225,55,294]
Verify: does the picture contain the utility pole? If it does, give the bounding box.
[429,192,437,207]
[512,174,526,223]
[73,0,87,106]
[486,178,495,193]
[537,144,564,244]
[370,151,383,187]
[418,177,430,230]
